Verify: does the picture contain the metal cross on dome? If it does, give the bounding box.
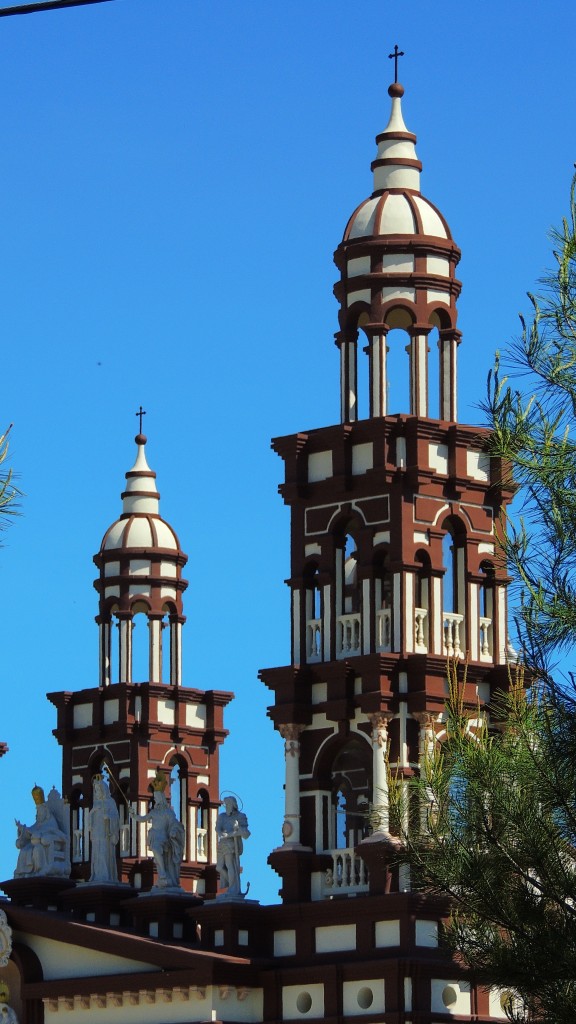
[388,44,404,83]
[135,406,146,433]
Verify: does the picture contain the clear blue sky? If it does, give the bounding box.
[0,0,574,903]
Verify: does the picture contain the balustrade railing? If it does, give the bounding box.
[376,608,392,652]
[306,617,322,662]
[443,612,464,657]
[323,847,369,895]
[414,606,428,651]
[337,613,361,658]
[479,616,492,660]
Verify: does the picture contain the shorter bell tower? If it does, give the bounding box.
[49,430,233,895]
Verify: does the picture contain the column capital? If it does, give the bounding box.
[367,712,392,745]
[278,723,305,742]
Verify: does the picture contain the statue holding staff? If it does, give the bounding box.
[216,794,250,897]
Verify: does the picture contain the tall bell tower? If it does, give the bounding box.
[49,430,233,895]
[262,77,514,903]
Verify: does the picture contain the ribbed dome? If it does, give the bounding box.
[101,515,179,553]
[344,192,451,242]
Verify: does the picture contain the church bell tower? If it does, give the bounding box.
[49,428,233,895]
[262,77,514,903]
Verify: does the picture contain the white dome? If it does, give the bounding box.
[345,191,451,242]
[101,514,179,553]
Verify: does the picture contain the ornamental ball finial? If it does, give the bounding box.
[388,82,404,98]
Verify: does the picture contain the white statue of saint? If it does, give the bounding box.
[129,770,185,890]
[14,786,70,879]
[216,795,250,897]
[87,774,120,884]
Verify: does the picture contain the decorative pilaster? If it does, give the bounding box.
[409,329,429,417]
[279,724,305,846]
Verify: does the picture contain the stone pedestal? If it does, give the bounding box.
[356,832,403,895]
[60,882,136,928]
[267,847,327,904]
[122,891,203,943]
[1,877,76,911]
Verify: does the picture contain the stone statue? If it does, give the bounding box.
[14,786,70,879]
[87,774,120,884]
[129,770,185,890]
[216,795,250,897]
[0,909,12,967]
[0,984,18,1024]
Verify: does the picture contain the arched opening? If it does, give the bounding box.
[196,788,210,862]
[427,325,440,419]
[109,605,119,684]
[336,527,361,657]
[385,327,410,415]
[70,788,85,864]
[169,758,188,859]
[304,562,322,663]
[414,550,431,651]
[441,517,467,656]
[334,785,349,850]
[374,549,392,652]
[479,561,495,658]
[163,603,182,686]
[357,315,370,422]
[131,604,150,683]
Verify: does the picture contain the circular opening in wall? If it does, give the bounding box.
[357,987,374,1009]
[296,992,312,1015]
[442,985,458,1008]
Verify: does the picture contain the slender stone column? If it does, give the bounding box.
[339,339,357,422]
[409,329,430,417]
[98,617,111,687]
[279,723,305,845]
[368,713,391,832]
[439,328,461,422]
[415,712,437,834]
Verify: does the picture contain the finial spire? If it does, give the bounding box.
[388,44,404,84]
[133,401,144,438]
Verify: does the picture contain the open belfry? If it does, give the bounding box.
[0,69,515,1024]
